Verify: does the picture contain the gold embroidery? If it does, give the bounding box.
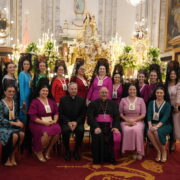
[57,152,162,180]
[141,160,163,173]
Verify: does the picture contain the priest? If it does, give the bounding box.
[87,87,121,164]
[59,82,86,161]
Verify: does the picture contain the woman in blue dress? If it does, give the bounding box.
[0,85,24,166]
[18,56,32,124]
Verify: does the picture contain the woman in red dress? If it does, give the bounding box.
[71,59,88,99]
[51,60,69,105]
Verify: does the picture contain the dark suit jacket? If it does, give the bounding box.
[59,95,86,126]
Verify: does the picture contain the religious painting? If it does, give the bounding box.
[165,0,180,51]
[74,0,85,14]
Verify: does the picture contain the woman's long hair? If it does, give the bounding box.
[149,64,162,83]
[70,58,87,81]
[34,56,48,76]
[34,78,52,99]
[51,60,68,88]
[122,82,141,98]
[112,64,124,84]
[150,85,170,102]
[2,62,15,78]
[18,53,32,75]
[165,60,179,86]
[135,69,149,86]
[89,58,110,87]
[54,59,68,75]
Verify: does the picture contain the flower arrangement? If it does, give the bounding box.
[147,47,160,63]
[25,42,39,54]
[119,45,136,69]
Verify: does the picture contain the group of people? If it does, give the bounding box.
[0,54,179,166]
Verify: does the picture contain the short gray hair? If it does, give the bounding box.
[68,82,78,89]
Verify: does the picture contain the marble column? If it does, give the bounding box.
[41,0,61,42]
[159,0,167,52]
[98,0,117,41]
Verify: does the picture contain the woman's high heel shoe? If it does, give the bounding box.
[155,151,161,162]
[34,151,46,162]
[161,150,167,163]
[45,152,51,160]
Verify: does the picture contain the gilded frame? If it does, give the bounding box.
[164,0,180,51]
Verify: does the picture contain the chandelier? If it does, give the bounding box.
[133,18,148,40]
[127,0,145,6]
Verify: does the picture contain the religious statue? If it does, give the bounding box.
[82,12,98,43]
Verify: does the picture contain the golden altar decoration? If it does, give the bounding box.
[60,12,125,79]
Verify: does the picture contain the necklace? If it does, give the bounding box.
[100,101,108,115]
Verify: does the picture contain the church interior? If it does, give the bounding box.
[0,0,180,179]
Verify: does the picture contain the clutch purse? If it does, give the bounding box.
[41,116,53,123]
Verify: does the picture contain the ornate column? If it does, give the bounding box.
[41,0,61,42]
[0,0,7,8]
[98,0,117,41]
[159,0,168,52]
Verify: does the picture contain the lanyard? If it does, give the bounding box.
[78,76,88,87]
[140,84,145,92]
[153,100,165,114]
[58,78,66,85]
[97,76,107,86]
[113,84,120,91]
[3,99,15,120]
[3,99,14,112]
[58,78,67,91]
[39,98,52,113]
[127,97,137,110]
[97,76,107,81]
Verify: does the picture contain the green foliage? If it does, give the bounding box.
[123,45,132,53]
[44,41,54,51]
[147,47,160,60]
[119,46,136,69]
[25,42,38,54]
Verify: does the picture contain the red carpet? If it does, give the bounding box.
[0,142,180,180]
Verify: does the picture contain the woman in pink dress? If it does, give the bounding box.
[86,58,112,105]
[119,83,146,160]
[166,67,180,151]
[28,81,61,162]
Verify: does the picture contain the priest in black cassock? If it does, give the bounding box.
[59,82,86,161]
[87,87,121,164]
